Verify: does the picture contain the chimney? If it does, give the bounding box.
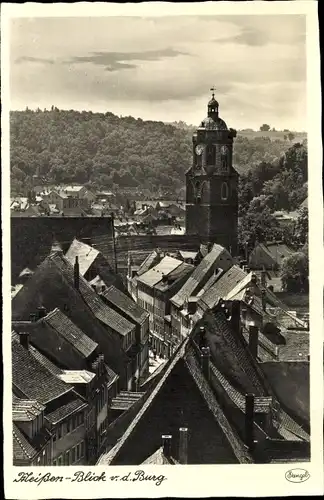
[29,313,37,323]
[200,346,210,381]
[260,270,267,287]
[162,434,172,458]
[178,427,188,464]
[37,306,47,319]
[187,297,197,315]
[261,290,267,311]
[245,393,255,452]
[74,256,80,290]
[248,325,259,358]
[19,332,29,350]
[199,326,207,348]
[229,300,241,334]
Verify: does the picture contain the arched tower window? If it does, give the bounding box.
[221,182,229,200]
[206,144,216,166]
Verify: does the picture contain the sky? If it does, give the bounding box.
[10,15,307,131]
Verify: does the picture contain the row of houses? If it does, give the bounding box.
[97,286,310,465]
[11,238,154,466]
[127,242,309,361]
[11,235,310,466]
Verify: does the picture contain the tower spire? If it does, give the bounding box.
[210,86,216,99]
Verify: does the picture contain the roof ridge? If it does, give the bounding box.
[13,426,33,459]
[98,338,190,464]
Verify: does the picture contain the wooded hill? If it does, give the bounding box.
[10,108,306,197]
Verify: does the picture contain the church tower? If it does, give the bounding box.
[185,89,239,255]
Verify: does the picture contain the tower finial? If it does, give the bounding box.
[210,86,216,99]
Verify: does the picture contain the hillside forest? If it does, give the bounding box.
[10,108,308,281]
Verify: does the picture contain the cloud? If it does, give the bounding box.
[15,56,55,65]
[214,27,269,47]
[64,48,190,72]
[9,15,307,130]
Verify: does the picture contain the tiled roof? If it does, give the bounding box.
[50,254,135,336]
[154,261,194,292]
[171,244,233,309]
[193,309,268,396]
[12,339,72,405]
[184,347,252,463]
[137,256,183,288]
[65,238,99,275]
[199,265,247,310]
[58,370,96,384]
[45,397,88,425]
[266,243,294,265]
[12,397,45,422]
[12,252,128,381]
[110,391,145,411]
[42,308,98,358]
[99,335,252,465]
[179,251,198,260]
[101,285,149,325]
[257,330,309,362]
[28,344,64,376]
[13,423,37,461]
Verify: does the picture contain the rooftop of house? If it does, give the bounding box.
[12,251,135,339]
[154,261,194,292]
[12,396,46,422]
[179,250,199,261]
[13,423,51,462]
[99,300,310,465]
[11,252,131,384]
[141,447,174,465]
[65,238,100,276]
[101,285,149,325]
[12,336,72,405]
[45,397,88,425]
[58,370,96,384]
[199,265,247,311]
[132,249,161,277]
[136,255,184,288]
[13,307,98,360]
[98,328,254,465]
[256,329,309,363]
[171,245,233,309]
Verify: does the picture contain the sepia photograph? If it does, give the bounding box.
[2,1,323,498]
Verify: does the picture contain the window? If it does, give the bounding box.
[53,459,57,466]
[66,419,71,434]
[57,425,62,439]
[221,182,229,200]
[65,450,70,465]
[72,415,76,430]
[206,144,216,166]
[71,447,76,464]
[58,455,62,466]
[81,441,85,458]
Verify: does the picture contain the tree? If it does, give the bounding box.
[281,252,309,293]
[260,124,271,132]
[238,204,278,252]
[294,207,308,246]
[288,132,295,141]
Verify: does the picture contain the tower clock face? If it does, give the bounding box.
[195,144,205,156]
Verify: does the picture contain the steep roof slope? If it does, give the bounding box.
[12,252,130,383]
[171,244,233,308]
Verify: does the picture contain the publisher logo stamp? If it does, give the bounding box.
[285,469,310,483]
